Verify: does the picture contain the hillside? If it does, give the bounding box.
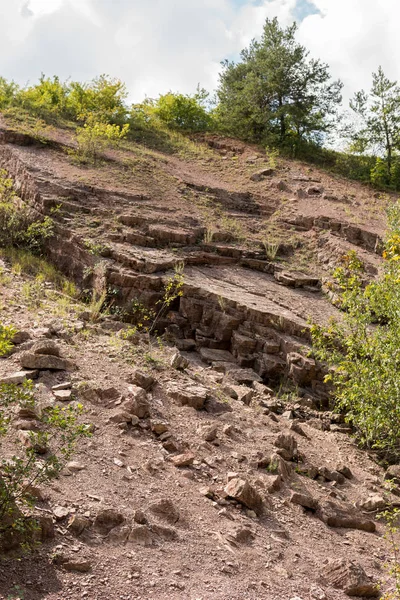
[0,116,397,600]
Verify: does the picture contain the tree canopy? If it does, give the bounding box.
[215,17,343,154]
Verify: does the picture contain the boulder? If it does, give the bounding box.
[128,369,155,390]
[168,384,207,410]
[149,499,180,524]
[290,491,318,511]
[94,509,125,535]
[20,352,74,371]
[274,434,298,461]
[171,351,189,370]
[359,495,386,512]
[171,452,195,467]
[250,168,275,182]
[321,558,379,597]
[123,386,150,418]
[224,477,264,515]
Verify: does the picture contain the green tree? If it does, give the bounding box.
[311,202,400,460]
[349,67,400,184]
[215,17,342,153]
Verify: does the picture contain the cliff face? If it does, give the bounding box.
[0,119,386,398]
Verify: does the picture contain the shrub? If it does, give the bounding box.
[0,323,16,357]
[311,202,400,459]
[0,381,89,549]
[75,118,130,164]
[152,91,212,132]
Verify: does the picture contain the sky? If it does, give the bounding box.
[0,0,399,106]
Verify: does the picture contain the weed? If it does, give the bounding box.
[0,323,17,356]
[21,275,46,309]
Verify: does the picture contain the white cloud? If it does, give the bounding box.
[297,0,400,102]
[0,0,398,107]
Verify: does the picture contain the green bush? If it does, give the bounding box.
[311,202,400,459]
[0,323,16,357]
[75,118,130,163]
[0,381,89,549]
[152,91,212,132]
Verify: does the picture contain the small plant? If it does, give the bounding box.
[88,288,108,322]
[262,239,280,260]
[21,275,46,309]
[0,381,90,550]
[378,509,400,599]
[0,323,17,357]
[83,239,110,256]
[203,227,215,243]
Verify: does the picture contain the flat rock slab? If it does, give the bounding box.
[0,370,38,385]
[20,352,74,371]
[167,384,208,410]
[199,348,235,363]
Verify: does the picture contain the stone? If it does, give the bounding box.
[290,492,318,511]
[322,506,376,533]
[148,499,180,524]
[171,452,195,467]
[359,494,386,512]
[31,340,61,356]
[150,419,169,435]
[94,509,125,534]
[199,348,235,364]
[53,389,72,401]
[67,514,90,536]
[128,525,153,547]
[266,475,282,493]
[53,506,69,520]
[52,381,72,391]
[224,478,264,515]
[203,425,218,442]
[151,523,178,541]
[20,352,74,371]
[123,386,150,418]
[321,558,379,597]
[168,384,207,410]
[231,385,255,405]
[66,461,86,472]
[63,560,92,573]
[318,466,345,484]
[289,421,308,438]
[287,352,316,386]
[274,434,298,461]
[133,510,148,524]
[250,168,275,182]
[336,464,353,479]
[0,370,38,385]
[12,330,31,345]
[171,351,189,370]
[385,464,400,486]
[128,369,155,392]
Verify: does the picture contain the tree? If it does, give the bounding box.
[349,67,400,184]
[215,17,342,153]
